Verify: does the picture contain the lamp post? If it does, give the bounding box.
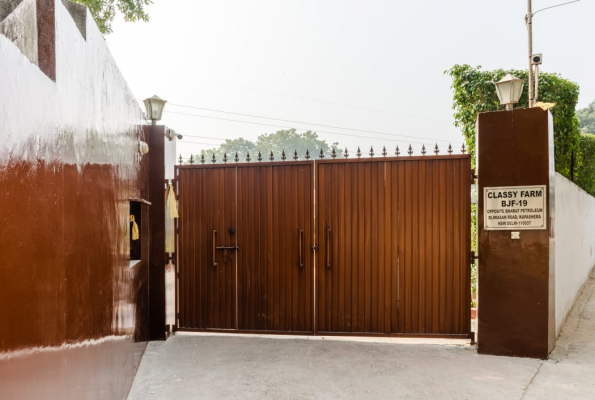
[495,74,524,111]
[143,95,167,125]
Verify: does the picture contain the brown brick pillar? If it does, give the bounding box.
[477,107,555,359]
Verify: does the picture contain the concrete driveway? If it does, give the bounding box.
[128,273,595,400]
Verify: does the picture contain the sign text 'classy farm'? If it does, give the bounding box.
[484,185,547,230]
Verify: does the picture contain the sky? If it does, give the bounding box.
[105,0,594,159]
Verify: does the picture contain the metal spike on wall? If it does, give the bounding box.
[461,143,466,154]
[396,146,400,156]
[269,151,274,161]
[421,144,426,155]
[246,152,251,162]
[281,150,286,161]
[369,146,374,157]
[408,145,413,156]
[434,143,439,155]
[331,148,337,158]
[305,149,310,160]
[179,154,183,165]
[319,149,325,159]
[211,154,216,163]
[293,150,298,161]
[200,154,205,164]
[356,146,362,158]
[189,154,195,165]
[343,147,349,158]
[223,152,228,163]
[234,152,239,162]
[382,146,387,157]
[257,151,262,162]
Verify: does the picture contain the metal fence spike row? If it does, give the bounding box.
[331,148,337,158]
[200,154,205,164]
[448,144,453,154]
[461,143,466,154]
[189,154,195,164]
[234,152,239,162]
[408,145,413,156]
[258,151,262,162]
[211,154,216,163]
[281,150,286,161]
[344,147,349,158]
[396,146,400,156]
[269,151,274,161]
[305,149,310,160]
[382,146,387,157]
[356,146,362,158]
[246,152,251,162]
[369,146,374,157]
[293,150,299,161]
[421,144,426,156]
[434,143,439,155]
[179,154,183,165]
[319,148,325,159]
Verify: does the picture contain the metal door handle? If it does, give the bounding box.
[298,229,304,268]
[326,228,331,269]
[212,230,218,268]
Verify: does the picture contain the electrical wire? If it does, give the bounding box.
[168,102,454,141]
[166,110,463,145]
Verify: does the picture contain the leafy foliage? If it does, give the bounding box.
[577,101,595,134]
[445,65,581,178]
[189,129,339,163]
[575,134,595,196]
[73,0,152,34]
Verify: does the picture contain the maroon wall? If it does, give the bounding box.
[0,1,149,398]
[477,107,555,358]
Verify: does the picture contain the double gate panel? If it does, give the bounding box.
[316,156,471,335]
[176,155,471,337]
[236,163,314,332]
[178,166,237,330]
[177,162,313,333]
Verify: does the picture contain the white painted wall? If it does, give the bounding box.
[554,173,595,335]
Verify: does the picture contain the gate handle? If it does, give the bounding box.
[326,228,331,269]
[298,229,304,268]
[212,230,217,268]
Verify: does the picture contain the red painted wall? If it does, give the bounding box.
[0,1,149,398]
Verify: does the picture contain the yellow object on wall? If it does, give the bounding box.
[165,184,179,218]
[130,215,139,241]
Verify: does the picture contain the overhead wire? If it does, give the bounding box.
[166,110,463,146]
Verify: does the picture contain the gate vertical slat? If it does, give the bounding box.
[418,159,426,333]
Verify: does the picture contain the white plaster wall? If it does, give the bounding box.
[554,173,595,335]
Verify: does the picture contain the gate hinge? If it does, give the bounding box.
[311,245,319,251]
[470,251,479,262]
[470,169,477,184]
[166,252,176,265]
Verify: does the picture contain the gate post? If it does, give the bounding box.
[477,107,555,358]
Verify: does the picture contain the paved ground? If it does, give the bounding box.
[128,272,595,400]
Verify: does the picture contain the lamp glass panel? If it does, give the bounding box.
[511,80,524,104]
[496,81,513,105]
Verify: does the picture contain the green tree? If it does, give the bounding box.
[446,65,581,178]
[189,129,339,164]
[575,134,595,196]
[577,101,595,134]
[74,0,152,34]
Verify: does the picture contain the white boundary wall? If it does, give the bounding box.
[554,173,595,335]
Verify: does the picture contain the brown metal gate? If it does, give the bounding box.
[175,154,471,337]
[316,156,471,336]
[176,162,314,333]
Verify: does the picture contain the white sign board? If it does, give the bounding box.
[484,185,547,230]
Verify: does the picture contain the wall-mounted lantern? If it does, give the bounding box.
[494,74,524,111]
[143,95,167,125]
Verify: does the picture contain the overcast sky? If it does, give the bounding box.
[106,0,594,158]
